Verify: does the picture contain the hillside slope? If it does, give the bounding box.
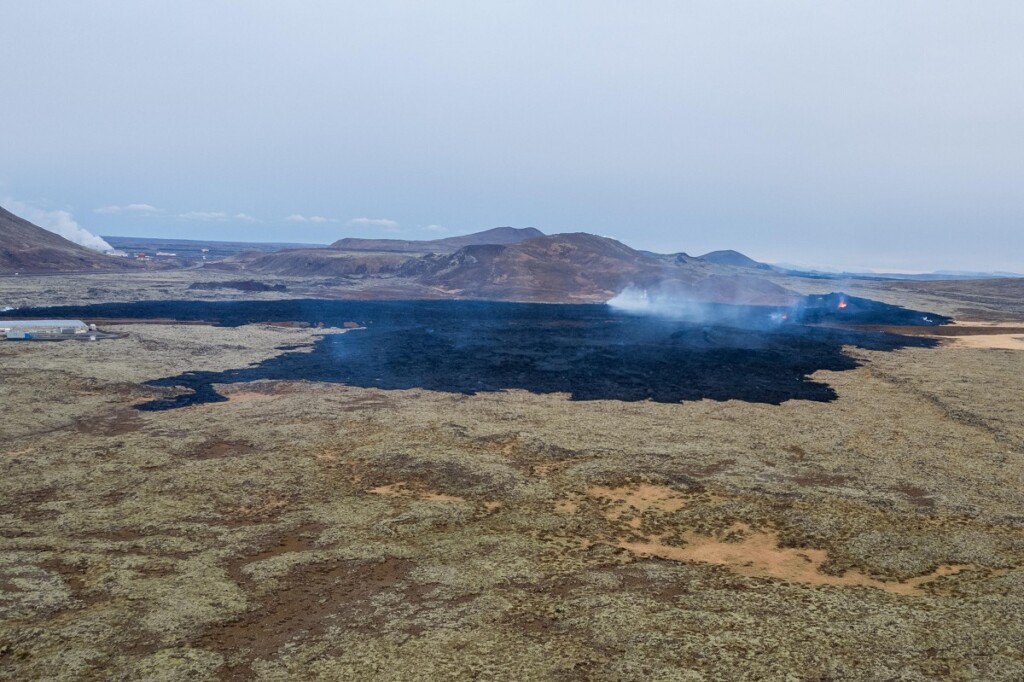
[407,233,794,304]
[210,228,796,304]
[231,227,548,278]
[698,249,770,269]
[329,227,544,253]
[0,205,136,274]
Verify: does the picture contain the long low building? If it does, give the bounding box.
[2,320,90,339]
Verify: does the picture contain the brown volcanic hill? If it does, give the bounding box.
[408,232,795,304]
[226,226,547,278]
[698,249,771,269]
[222,228,796,304]
[230,248,417,277]
[329,226,544,253]
[0,205,137,274]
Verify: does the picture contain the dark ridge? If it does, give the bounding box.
[7,298,943,411]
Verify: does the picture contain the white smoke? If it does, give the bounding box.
[607,286,711,319]
[606,286,651,312]
[5,198,114,252]
[607,285,791,329]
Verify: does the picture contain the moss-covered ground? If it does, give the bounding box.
[1,320,1023,680]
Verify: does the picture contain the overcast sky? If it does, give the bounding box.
[2,2,1022,271]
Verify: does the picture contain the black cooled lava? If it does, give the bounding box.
[6,295,947,410]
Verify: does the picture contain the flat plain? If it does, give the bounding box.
[2,274,1023,680]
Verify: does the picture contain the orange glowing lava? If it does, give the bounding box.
[837,300,848,309]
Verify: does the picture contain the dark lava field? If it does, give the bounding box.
[11,296,947,410]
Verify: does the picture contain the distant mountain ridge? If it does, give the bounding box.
[0,205,137,274]
[225,227,796,304]
[330,227,544,253]
[411,233,792,303]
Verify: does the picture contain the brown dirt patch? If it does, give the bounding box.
[226,523,326,584]
[1,486,60,525]
[369,482,466,503]
[588,484,690,519]
[895,483,937,511]
[855,322,1024,337]
[39,558,104,608]
[951,320,1024,328]
[951,334,1024,350]
[855,321,1024,350]
[74,407,146,437]
[200,555,413,680]
[532,463,562,477]
[616,523,975,596]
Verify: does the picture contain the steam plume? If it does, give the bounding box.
[608,286,725,321]
[5,198,113,252]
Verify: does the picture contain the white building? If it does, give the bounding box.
[1,320,89,339]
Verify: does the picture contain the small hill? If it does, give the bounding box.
[698,249,770,269]
[236,226,547,278]
[0,205,137,274]
[234,249,417,277]
[329,227,544,253]
[408,233,794,304]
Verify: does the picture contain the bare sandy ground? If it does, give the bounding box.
[575,484,989,596]
[615,527,978,596]
[952,320,1024,328]
[947,320,1024,350]
[952,334,1024,350]
[369,482,467,503]
[869,320,1024,350]
[588,484,690,515]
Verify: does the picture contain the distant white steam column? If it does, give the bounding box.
[4,199,114,252]
[606,287,651,312]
